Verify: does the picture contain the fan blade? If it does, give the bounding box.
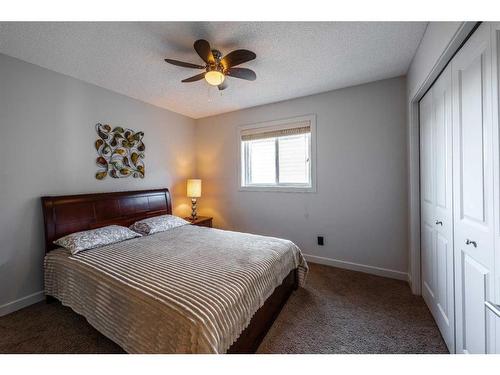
[194,39,215,65]
[221,49,256,70]
[218,81,228,91]
[181,72,206,83]
[226,67,256,81]
[164,59,205,69]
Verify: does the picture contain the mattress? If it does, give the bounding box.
[44,224,308,353]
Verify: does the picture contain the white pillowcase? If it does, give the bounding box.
[130,215,189,235]
[54,225,142,255]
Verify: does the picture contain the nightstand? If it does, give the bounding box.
[185,216,213,228]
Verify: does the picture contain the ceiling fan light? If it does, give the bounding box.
[205,70,225,86]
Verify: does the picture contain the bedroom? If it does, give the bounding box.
[1,0,500,373]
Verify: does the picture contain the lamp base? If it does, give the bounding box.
[190,198,198,221]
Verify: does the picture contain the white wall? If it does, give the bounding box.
[0,53,196,315]
[195,77,408,280]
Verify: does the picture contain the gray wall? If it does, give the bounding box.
[195,77,408,279]
[0,53,196,313]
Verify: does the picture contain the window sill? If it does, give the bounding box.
[239,185,316,193]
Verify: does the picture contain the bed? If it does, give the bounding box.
[41,188,307,353]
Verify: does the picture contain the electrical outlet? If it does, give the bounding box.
[317,236,324,246]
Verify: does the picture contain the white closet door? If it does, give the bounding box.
[419,64,455,352]
[452,23,496,354]
[432,65,455,351]
[490,22,500,354]
[420,89,436,310]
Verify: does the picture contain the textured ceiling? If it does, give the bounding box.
[0,22,426,119]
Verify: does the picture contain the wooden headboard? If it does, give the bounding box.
[41,188,172,253]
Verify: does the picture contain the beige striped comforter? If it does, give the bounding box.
[44,225,308,353]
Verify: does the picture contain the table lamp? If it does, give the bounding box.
[187,179,202,220]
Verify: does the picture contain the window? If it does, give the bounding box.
[239,115,316,192]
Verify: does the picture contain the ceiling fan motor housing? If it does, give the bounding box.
[211,49,222,61]
[210,49,224,73]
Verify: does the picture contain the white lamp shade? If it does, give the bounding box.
[187,179,202,198]
[205,71,225,86]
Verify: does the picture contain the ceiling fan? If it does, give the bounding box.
[164,39,256,91]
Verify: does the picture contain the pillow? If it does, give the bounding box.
[130,214,189,235]
[54,225,141,255]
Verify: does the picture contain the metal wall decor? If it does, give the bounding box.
[95,123,145,180]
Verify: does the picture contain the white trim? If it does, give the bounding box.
[304,254,409,282]
[237,114,317,193]
[0,291,45,317]
[407,22,477,295]
[239,185,315,193]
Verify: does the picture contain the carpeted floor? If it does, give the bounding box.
[0,263,448,354]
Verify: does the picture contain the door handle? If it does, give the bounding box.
[485,301,500,318]
[465,239,477,248]
[435,220,443,226]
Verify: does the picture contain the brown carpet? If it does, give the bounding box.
[0,263,448,354]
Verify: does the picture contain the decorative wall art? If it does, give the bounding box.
[95,123,145,180]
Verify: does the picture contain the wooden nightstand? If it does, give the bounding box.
[185,216,213,228]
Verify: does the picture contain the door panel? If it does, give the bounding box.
[459,54,486,224]
[420,63,455,352]
[421,92,434,208]
[422,223,435,300]
[435,89,448,210]
[462,253,490,354]
[436,232,450,321]
[453,23,496,354]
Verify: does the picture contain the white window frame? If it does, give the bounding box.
[237,114,317,193]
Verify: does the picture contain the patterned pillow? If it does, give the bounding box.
[54,225,142,255]
[130,215,189,235]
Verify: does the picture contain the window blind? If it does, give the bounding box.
[240,120,311,141]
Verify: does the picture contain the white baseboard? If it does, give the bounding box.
[0,291,45,317]
[304,254,409,282]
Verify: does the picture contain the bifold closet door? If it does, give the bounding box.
[490,22,500,354]
[419,64,455,353]
[452,23,496,354]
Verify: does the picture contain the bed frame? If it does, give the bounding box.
[41,188,298,353]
